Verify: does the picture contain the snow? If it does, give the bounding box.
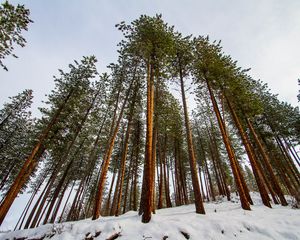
[1,193,299,240]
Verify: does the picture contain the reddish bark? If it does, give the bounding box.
[93,78,134,220]
[179,65,205,214]
[206,78,250,210]
[0,89,74,225]
[246,118,288,206]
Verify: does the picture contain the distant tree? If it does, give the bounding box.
[193,37,251,210]
[0,56,98,225]
[0,1,33,70]
[0,89,33,130]
[92,58,136,221]
[297,79,300,102]
[244,165,258,192]
[0,89,34,193]
[173,34,205,214]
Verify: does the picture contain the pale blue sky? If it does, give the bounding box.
[1,0,299,113]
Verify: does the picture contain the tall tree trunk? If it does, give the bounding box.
[50,180,69,223]
[211,134,231,201]
[225,97,271,206]
[246,118,288,206]
[252,147,280,204]
[287,140,300,167]
[15,191,36,230]
[174,141,183,205]
[132,121,141,211]
[73,180,87,220]
[166,161,172,206]
[179,64,205,214]
[43,160,73,224]
[0,89,74,225]
[276,137,300,186]
[27,169,57,229]
[205,78,250,210]
[151,124,157,214]
[198,167,206,201]
[140,61,155,223]
[110,137,125,216]
[157,138,164,209]
[14,178,43,230]
[115,119,133,216]
[36,199,50,226]
[209,143,223,196]
[204,167,210,202]
[195,134,209,201]
[104,166,117,216]
[93,78,134,220]
[179,146,189,205]
[122,149,134,214]
[67,178,85,221]
[0,164,15,192]
[58,180,75,223]
[204,157,215,201]
[163,146,172,208]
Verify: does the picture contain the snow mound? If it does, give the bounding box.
[1,193,299,240]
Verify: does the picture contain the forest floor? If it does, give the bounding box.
[0,192,299,240]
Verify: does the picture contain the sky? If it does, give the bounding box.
[1,0,300,113]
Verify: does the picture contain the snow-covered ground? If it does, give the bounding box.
[1,193,299,240]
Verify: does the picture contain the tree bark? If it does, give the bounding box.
[122,149,134,214]
[179,64,205,214]
[0,89,74,225]
[49,180,69,223]
[93,77,134,220]
[58,180,75,223]
[140,61,155,223]
[163,140,172,208]
[27,169,57,229]
[14,178,43,230]
[205,78,250,210]
[115,119,133,216]
[104,166,117,216]
[225,96,273,205]
[132,121,141,211]
[43,160,73,224]
[157,138,164,209]
[211,133,231,201]
[246,118,288,206]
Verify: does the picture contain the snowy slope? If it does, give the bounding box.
[1,193,299,240]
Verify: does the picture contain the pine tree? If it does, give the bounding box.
[173,34,205,214]
[116,14,176,223]
[92,57,137,220]
[244,165,257,192]
[0,1,33,70]
[0,56,98,225]
[0,90,34,193]
[193,37,251,210]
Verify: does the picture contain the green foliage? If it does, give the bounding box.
[244,165,258,192]
[0,89,35,193]
[0,1,33,70]
[116,14,175,70]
